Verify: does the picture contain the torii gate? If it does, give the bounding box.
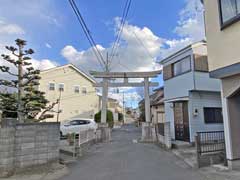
[90,70,162,141]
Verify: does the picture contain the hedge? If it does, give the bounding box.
[94,110,114,128]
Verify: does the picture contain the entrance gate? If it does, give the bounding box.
[90,70,162,141]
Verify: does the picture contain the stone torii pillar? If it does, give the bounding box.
[101,78,108,124]
[144,78,151,123]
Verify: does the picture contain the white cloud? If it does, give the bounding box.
[45,43,52,49]
[61,45,106,72]
[0,21,25,35]
[30,59,58,70]
[0,20,57,82]
[108,91,142,107]
[175,0,205,41]
[0,1,61,27]
[62,18,163,73]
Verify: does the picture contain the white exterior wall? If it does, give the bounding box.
[188,91,224,142]
[164,102,175,140]
[164,72,194,100]
[194,72,221,92]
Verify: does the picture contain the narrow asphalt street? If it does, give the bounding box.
[61,124,208,180]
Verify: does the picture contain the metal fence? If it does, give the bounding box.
[78,129,96,145]
[157,123,164,136]
[60,129,97,158]
[196,131,225,155]
[195,131,226,168]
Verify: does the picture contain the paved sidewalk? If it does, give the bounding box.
[0,163,68,180]
[60,124,208,180]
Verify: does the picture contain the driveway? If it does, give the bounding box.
[60,124,209,180]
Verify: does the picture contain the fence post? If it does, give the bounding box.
[223,138,227,166]
[195,134,200,168]
[0,110,2,126]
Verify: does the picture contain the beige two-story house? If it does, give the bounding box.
[39,64,99,122]
[203,0,240,170]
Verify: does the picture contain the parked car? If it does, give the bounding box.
[60,118,98,137]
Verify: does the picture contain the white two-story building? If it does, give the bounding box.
[161,41,224,143]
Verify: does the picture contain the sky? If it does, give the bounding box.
[0,0,205,108]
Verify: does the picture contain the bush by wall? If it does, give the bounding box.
[94,110,114,128]
[118,113,123,122]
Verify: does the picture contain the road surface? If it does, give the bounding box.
[61,124,209,180]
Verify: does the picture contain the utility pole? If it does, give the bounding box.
[17,42,24,123]
[123,91,125,124]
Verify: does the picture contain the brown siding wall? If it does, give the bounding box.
[194,54,209,72]
[163,64,173,80]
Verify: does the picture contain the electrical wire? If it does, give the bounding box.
[109,0,132,63]
[131,30,155,59]
[68,0,106,70]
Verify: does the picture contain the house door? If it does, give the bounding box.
[174,102,190,141]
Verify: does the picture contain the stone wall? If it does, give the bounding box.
[0,122,60,177]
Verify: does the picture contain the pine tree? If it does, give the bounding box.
[0,39,58,122]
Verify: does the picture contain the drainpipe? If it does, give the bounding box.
[192,54,196,91]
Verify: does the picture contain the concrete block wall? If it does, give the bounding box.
[0,122,60,177]
[0,128,15,177]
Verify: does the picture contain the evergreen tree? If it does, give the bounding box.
[0,39,58,122]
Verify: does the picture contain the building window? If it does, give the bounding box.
[173,56,191,76]
[219,0,240,28]
[58,83,64,92]
[82,87,87,94]
[49,83,55,91]
[74,86,80,93]
[204,107,223,124]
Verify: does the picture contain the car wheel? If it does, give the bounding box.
[60,131,63,138]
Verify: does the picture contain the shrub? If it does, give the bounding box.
[118,113,123,122]
[94,110,114,128]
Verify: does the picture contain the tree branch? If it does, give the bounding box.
[38,100,59,120]
[0,66,18,76]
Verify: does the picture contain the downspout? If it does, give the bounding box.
[192,53,196,91]
[190,53,196,143]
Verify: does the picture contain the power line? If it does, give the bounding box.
[68,0,106,70]
[109,0,132,63]
[131,30,155,59]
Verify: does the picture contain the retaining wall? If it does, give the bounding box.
[0,122,60,177]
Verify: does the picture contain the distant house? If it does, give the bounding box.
[38,64,99,122]
[98,94,123,122]
[161,41,224,143]
[138,87,164,124]
[150,87,164,125]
